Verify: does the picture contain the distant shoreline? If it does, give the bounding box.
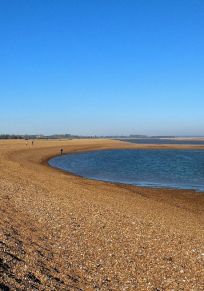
[117,137,204,141]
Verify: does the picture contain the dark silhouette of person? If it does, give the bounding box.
[60,148,63,155]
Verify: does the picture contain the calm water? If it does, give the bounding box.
[49,149,204,192]
[119,138,204,145]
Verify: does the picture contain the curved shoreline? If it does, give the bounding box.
[5,138,204,221]
[39,141,204,214]
[1,139,204,290]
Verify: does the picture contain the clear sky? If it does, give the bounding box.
[0,0,204,136]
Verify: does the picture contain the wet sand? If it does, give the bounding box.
[0,139,204,290]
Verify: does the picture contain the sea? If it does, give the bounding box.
[49,148,204,192]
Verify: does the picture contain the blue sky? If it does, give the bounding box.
[0,0,204,136]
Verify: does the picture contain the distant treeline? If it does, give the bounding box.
[0,134,92,140]
[0,135,27,139]
[0,134,177,140]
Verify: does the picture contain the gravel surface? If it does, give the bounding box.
[0,139,204,290]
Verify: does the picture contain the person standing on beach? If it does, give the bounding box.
[60,148,63,155]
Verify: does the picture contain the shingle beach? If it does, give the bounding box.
[1,139,204,290]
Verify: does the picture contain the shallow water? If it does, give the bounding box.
[49,149,204,192]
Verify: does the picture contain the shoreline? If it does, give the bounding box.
[37,140,204,220]
[43,145,204,218]
[34,139,204,226]
[1,138,204,290]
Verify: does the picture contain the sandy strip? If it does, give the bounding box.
[0,139,204,290]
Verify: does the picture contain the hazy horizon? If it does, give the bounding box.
[1,131,204,138]
[1,1,204,136]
